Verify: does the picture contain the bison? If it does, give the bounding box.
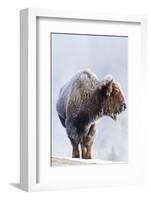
[56,69,126,159]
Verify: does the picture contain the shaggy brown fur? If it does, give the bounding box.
[56,69,126,159]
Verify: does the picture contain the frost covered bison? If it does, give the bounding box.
[56,69,126,159]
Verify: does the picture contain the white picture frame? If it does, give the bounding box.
[20,8,147,191]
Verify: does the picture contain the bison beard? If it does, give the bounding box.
[56,69,126,159]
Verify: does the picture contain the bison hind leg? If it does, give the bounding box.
[69,137,80,158]
[58,114,66,128]
[66,122,81,158]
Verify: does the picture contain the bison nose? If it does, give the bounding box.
[123,103,126,110]
[122,103,126,111]
[120,103,126,112]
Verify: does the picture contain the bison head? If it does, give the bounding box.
[98,75,127,120]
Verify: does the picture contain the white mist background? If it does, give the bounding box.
[52,33,128,161]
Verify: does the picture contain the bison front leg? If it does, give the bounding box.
[81,142,92,159]
[81,124,96,159]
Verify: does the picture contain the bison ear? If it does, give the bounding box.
[98,75,114,96]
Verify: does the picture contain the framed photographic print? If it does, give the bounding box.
[20,8,147,191]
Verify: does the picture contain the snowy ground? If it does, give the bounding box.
[50,156,124,167]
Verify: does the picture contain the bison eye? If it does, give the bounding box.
[113,88,119,95]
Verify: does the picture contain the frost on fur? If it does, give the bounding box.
[56,69,126,159]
